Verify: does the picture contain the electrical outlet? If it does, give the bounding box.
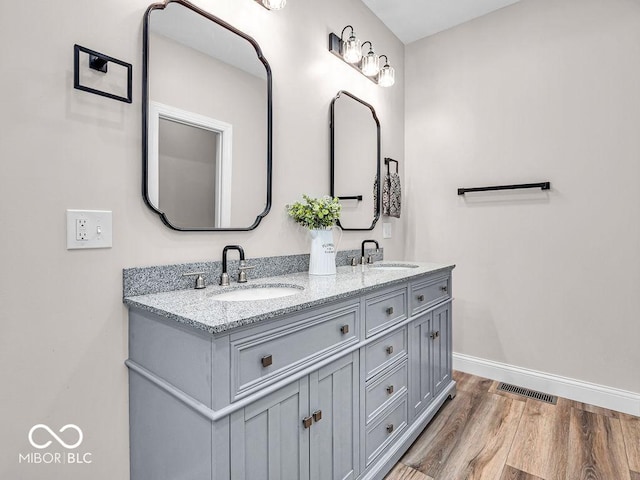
[383,222,392,239]
[67,210,112,249]
[76,219,88,241]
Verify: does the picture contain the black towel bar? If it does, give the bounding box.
[457,182,550,196]
[384,158,399,174]
[73,44,133,103]
[338,195,363,201]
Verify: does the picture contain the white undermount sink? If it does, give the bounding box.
[212,284,304,301]
[370,263,419,271]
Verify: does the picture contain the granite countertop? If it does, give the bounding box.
[124,261,455,335]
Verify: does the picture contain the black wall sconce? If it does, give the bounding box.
[328,26,395,87]
[73,44,133,104]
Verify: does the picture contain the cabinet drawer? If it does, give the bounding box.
[410,275,450,315]
[365,396,408,466]
[365,327,407,380]
[365,287,407,337]
[365,360,408,424]
[231,303,359,399]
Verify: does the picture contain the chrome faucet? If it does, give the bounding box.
[361,239,380,265]
[220,245,254,286]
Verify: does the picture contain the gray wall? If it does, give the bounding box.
[0,0,405,478]
[405,0,640,393]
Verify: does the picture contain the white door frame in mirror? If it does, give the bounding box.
[148,101,233,228]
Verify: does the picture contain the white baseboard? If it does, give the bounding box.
[453,352,640,416]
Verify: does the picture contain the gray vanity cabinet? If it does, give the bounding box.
[310,353,360,480]
[432,303,452,397]
[230,377,310,480]
[409,312,433,420]
[230,352,359,480]
[126,266,455,480]
[408,301,452,421]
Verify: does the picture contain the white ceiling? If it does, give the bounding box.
[361,0,521,44]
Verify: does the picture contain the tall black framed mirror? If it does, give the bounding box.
[143,0,272,231]
[330,90,380,231]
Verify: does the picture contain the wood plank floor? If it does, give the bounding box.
[386,371,640,480]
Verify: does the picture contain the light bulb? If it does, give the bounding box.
[262,0,286,10]
[361,51,380,76]
[378,64,395,87]
[342,34,362,64]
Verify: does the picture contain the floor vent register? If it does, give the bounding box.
[496,382,558,404]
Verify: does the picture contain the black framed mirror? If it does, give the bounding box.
[143,0,272,231]
[330,91,380,231]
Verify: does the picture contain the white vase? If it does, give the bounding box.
[308,227,340,275]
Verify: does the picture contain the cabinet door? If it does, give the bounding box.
[230,378,310,480]
[432,302,451,396]
[409,311,433,420]
[309,353,360,480]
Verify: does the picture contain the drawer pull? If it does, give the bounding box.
[302,416,313,429]
[386,385,394,395]
[385,345,394,355]
[386,306,394,316]
[430,331,440,340]
[440,285,448,293]
[261,355,273,368]
[340,324,350,335]
[417,294,425,302]
[312,410,322,422]
[386,424,394,434]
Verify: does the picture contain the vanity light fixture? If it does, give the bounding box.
[257,0,286,10]
[328,28,394,87]
[360,41,380,77]
[377,55,395,87]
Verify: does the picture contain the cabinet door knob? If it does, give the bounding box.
[386,385,394,395]
[440,285,448,293]
[261,355,273,368]
[340,324,349,335]
[417,294,425,302]
[312,410,322,422]
[386,306,394,316]
[302,416,313,429]
[385,345,394,355]
[430,331,440,340]
[386,424,394,434]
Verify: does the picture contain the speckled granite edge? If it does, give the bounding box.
[126,287,367,335]
[124,262,455,335]
[123,248,384,297]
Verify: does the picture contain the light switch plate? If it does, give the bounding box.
[382,222,392,239]
[66,210,112,249]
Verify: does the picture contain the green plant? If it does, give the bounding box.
[287,195,342,230]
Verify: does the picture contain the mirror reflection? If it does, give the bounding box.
[331,91,380,230]
[144,0,272,230]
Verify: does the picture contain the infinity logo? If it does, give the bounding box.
[28,424,83,450]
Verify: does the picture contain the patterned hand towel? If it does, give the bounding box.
[383,171,401,218]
